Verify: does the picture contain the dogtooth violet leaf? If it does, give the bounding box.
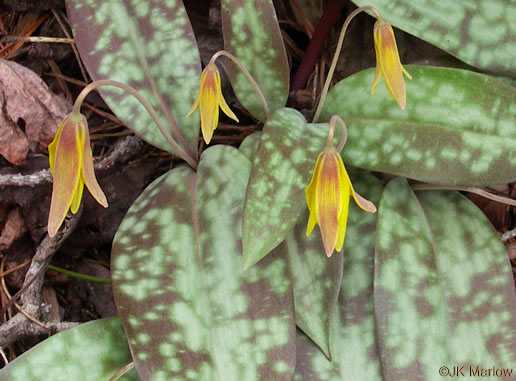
[375,178,516,380]
[240,129,343,358]
[320,66,516,186]
[0,318,137,381]
[221,0,289,121]
[243,108,330,269]
[294,174,383,380]
[111,145,295,380]
[353,0,516,77]
[67,0,201,155]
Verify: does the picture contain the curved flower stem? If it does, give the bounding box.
[326,115,348,152]
[313,5,382,123]
[72,80,198,170]
[211,50,271,120]
[411,184,516,206]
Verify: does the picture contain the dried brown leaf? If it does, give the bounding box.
[0,59,70,165]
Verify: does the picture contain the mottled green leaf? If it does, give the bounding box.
[67,0,200,155]
[239,131,262,161]
[321,66,516,186]
[352,0,516,77]
[243,108,331,269]
[112,146,295,380]
[294,174,383,380]
[221,0,289,121]
[375,178,516,380]
[0,318,137,381]
[283,211,343,359]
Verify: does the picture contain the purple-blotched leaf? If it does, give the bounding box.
[375,178,516,380]
[242,108,331,270]
[320,66,516,186]
[221,0,289,121]
[112,146,295,380]
[295,174,383,380]
[67,0,201,156]
[282,211,343,360]
[0,318,137,381]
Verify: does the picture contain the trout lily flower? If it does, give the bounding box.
[305,142,376,257]
[372,19,412,109]
[48,112,108,237]
[187,62,239,144]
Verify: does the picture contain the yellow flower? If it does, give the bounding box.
[47,112,108,237]
[305,144,376,257]
[372,19,412,110]
[187,62,239,144]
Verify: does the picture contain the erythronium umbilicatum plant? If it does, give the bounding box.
[4,1,516,380]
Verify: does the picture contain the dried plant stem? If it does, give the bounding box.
[212,50,271,119]
[411,184,516,206]
[109,362,135,381]
[73,80,198,170]
[313,5,381,122]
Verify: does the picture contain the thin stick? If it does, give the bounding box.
[109,362,135,381]
[1,257,46,329]
[212,50,271,120]
[313,6,381,122]
[1,36,74,44]
[412,184,516,206]
[73,80,198,170]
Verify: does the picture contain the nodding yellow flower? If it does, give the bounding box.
[187,62,239,144]
[48,112,107,237]
[305,144,376,257]
[372,19,412,110]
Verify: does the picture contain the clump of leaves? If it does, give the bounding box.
[2,1,515,380]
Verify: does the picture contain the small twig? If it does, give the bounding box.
[501,229,516,243]
[412,184,516,206]
[0,36,74,44]
[109,362,135,381]
[0,346,7,366]
[0,260,31,278]
[0,135,144,188]
[0,212,81,347]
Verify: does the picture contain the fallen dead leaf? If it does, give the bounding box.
[0,59,70,165]
[0,207,27,250]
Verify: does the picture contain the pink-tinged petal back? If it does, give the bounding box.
[377,23,406,109]
[48,121,82,237]
[70,177,84,214]
[315,153,341,257]
[81,122,108,208]
[199,69,220,144]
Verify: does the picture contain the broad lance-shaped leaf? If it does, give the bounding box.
[67,0,201,155]
[353,0,516,77]
[0,318,137,381]
[321,66,516,186]
[239,131,262,161]
[221,0,289,121]
[283,210,343,360]
[243,108,330,269]
[295,174,383,380]
[375,178,516,380]
[112,146,295,380]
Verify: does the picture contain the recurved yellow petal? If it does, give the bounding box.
[81,120,108,208]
